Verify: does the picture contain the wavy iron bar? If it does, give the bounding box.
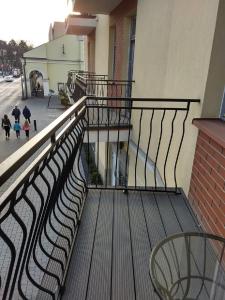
[0,95,199,299]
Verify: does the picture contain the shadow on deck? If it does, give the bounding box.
[62,189,199,300]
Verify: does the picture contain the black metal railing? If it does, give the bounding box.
[84,97,200,192]
[0,97,87,299]
[71,73,134,102]
[0,95,200,299]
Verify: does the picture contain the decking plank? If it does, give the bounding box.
[62,189,204,300]
[128,191,159,300]
[111,191,136,300]
[168,193,199,232]
[62,190,100,300]
[86,190,113,300]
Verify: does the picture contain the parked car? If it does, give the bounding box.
[4,76,14,82]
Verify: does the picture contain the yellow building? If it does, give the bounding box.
[21,29,85,98]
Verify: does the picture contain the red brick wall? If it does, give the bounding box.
[189,131,225,237]
[110,0,137,80]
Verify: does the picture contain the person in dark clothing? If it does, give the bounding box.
[23,106,31,123]
[12,106,21,123]
[2,114,11,139]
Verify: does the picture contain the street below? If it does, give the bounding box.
[0,78,64,164]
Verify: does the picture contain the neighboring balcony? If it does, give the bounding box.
[72,0,122,14]
[0,94,224,300]
[65,14,97,35]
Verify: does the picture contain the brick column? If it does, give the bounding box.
[189,120,225,237]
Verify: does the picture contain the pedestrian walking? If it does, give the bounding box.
[23,120,30,139]
[12,106,21,123]
[2,114,11,139]
[23,105,31,123]
[13,120,21,138]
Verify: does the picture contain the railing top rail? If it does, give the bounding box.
[0,96,87,186]
[87,96,201,103]
[85,80,135,84]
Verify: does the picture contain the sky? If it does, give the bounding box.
[0,0,71,47]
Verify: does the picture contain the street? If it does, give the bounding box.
[0,78,64,164]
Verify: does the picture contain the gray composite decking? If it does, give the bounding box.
[62,189,200,300]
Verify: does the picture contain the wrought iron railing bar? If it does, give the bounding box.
[144,110,154,189]
[17,192,55,299]
[135,109,143,189]
[48,206,71,250]
[65,176,82,207]
[37,173,65,273]
[38,179,64,273]
[0,145,50,212]
[0,97,87,186]
[44,163,69,258]
[8,197,35,299]
[51,200,73,241]
[75,120,87,189]
[59,188,78,222]
[32,236,61,286]
[115,108,121,188]
[0,223,17,299]
[96,106,100,188]
[105,108,110,187]
[62,181,80,213]
[174,103,190,193]
[67,161,85,201]
[125,107,132,190]
[154,110,166,189]
[163,110,177,191]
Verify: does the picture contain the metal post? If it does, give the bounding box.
[34,120,37,131]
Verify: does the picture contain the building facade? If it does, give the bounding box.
[22,33,85,98]
[71,0,225,237]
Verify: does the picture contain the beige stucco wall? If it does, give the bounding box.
[94,15,109,75]
[47,61,82,92]
[131,0,220,195]
[46,35,82,61]
[92,15,110,176]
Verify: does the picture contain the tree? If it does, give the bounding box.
[5,39,33,71]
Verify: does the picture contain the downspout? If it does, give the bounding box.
[23,56,28,99]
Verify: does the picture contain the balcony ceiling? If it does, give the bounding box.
[73,0,122,14]
[66,15,97,35]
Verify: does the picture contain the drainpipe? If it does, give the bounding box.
[23,56,28,99]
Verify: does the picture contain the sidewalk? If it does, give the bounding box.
[0,95,68,195]
[0,95,66,163]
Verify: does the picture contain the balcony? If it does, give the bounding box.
[72,0,123,14]
[65,15,97,35]
[0,94,224,299]
[67,72,133,102]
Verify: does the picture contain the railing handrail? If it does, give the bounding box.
[88,96,200,103]
[0,96,87,187]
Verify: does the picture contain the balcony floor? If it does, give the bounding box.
[62,189,199,300]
